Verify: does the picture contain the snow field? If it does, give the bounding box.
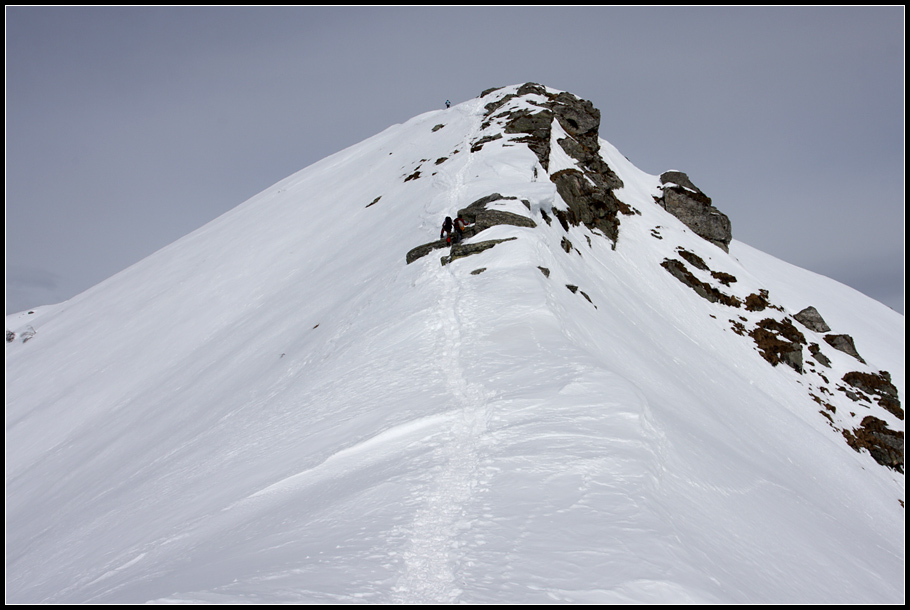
[6,85,903,604]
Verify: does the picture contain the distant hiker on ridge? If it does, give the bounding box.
[445,100,451,109]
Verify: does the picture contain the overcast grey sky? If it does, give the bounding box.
[6,6,904,315]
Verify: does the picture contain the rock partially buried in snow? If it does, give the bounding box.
[440,238,517,266]
[406,238,450,265]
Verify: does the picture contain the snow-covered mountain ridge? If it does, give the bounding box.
[5,83,904,603]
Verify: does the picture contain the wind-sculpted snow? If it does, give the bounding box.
[5,84,904,604]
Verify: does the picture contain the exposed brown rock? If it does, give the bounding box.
[842,416,904,473]
[842,371,903,420]
[748,318,806,373]
[661,259,741,307]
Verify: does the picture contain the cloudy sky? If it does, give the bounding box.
[6,6,904,315]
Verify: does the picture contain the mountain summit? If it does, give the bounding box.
[5,83,904,603]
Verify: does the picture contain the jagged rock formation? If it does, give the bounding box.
[824,334,866,364]
[794,306,831,333]
[410,84,729,261]
[656,171,732,252]
[485,83,633,245]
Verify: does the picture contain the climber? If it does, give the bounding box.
[445,100,451,109]
[441,216,453,244]
[453,215,467,243]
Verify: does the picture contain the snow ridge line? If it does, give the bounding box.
[392,102,493,604]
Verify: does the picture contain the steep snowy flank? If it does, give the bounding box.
[5,84,903,604]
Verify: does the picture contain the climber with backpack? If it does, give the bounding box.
[441,216,453,244]
[453,215,467,243]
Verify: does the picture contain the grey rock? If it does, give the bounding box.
[551,91,601,152]
[516,82,548,97]
[457,193,536,238]
[407,192,536,264]
[824,334,866,364]
[808,343,832,368]
[480,86,505,98]
[501,84,623,194]
[794,306,831,333]
[658,180,732,252]
[406,239,450,264]
[470,132,502,152]
[551,169,628,243]
[660,171,702,193]
[441,238,517,265]
[503,109,554,135]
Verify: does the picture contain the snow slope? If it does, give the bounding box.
[5,85,904,604]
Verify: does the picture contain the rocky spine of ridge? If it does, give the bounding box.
[408,83,638,265]
[487,82,632,246]
[405,85,902,473]
[409,83,733,265]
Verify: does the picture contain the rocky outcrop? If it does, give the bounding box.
[842,416,904,473]
[657,171,732,252]
[842,371,903,420]
[406,238,449,265]
[406,193,535,265]
[550,169,631,244]
[793,306,831,333]
[441,238,517,266]
[456,193,536,239]
[661,258,741,307]
[808,343,832,367]
[490,83,631,247]
[744,289,776,312]
[749,317,806,373]
[824,334,866,364]
[835,371,903,472]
